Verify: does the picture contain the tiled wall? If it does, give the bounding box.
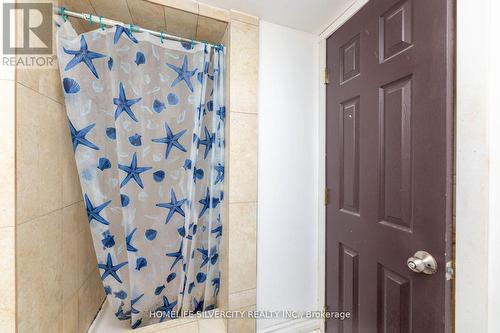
[0,14,16,330]
[15,66,105,333]
[226,12,259,333]
[2,1,259,332]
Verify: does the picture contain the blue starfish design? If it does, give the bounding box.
[197,247,209,268]
[166,55,197,92]
[156,189,187,224]
[113,25,138,44]
[115,302,131,320]
[214,163,224,185]
[113,82,142,122]
[69,120,99,152]
[212,273,220,296]
[156,296,178,321]
[198,188,221,218]
[84,194,111,225]
[152,123,187,160]
[131,293,144,314]
[216,106,226,122]
[188,281,196,294]
[63,35,106,78]
[193,298,204,313]
[166,244,183,270]
[198,127,215,159]
[118,153,152,189]
[211,225,223,238]
[98,253,128,283]
[126,228,138,252]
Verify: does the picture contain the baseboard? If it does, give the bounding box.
[257,318,322,333]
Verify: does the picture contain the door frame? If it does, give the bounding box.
[315,0,464,331]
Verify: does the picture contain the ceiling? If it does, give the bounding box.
[196,0,355,34]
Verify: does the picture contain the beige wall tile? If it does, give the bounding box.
[148,0,198,14]
[228,203,256,294]
[198,318,226,333]
[229,10,259,26]
[229,20,259,114]
[17,211,63,333]
[90,0,133,23]
[60,0,96,14]
[164,7,198,40]
[127,0,166,32]
[63,294,79,333]
[196,17,227,44]
[0,80,16,228]
[228,288,256,310]
[78,217,99,288]
[199,3,229,22]
[228,113,258,203]
[135,317,198,333]
[0,0,16,80]
[16,84,64,223]
[16,68,64,104]
[62,201,95,302]
[226,305,256,333]
[77,273,105,333]
[0,227,16,333]
[154,320,199,333]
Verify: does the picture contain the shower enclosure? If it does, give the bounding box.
[2,1,258,332]
[55,8,225,329]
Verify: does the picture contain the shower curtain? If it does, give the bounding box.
[55,17,225,329]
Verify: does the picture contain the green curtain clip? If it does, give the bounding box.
[89,14,93,28]
[160,31,164,44]
[129,23,134,33]
[190,38,194,49]
[99,16,104,30]
[61,7,67,22]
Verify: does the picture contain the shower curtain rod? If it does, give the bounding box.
[54,7,223,49]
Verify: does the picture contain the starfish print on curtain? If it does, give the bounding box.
[63,35,106,78]
[56,16,226,329]
[166,55,198,92]
[113,82,142,122]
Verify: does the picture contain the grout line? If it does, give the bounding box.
[124,0,134,23]
[194,4,200,41]
[87,0,98,16]
[17,82,64,106]
[228,287,256,295]
[228,201,257,205]
[229,110,258,115]
[17,200,83,226]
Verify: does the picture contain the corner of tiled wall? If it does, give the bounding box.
[0,1,17,331]
[226,9,259,333]
[12,2,105,328]
[0,39,17,333]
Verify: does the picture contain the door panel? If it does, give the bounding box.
[325,0,454,332]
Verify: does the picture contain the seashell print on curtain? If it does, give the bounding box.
[55,16,225,329]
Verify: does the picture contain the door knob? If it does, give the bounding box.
[407,251,437,274]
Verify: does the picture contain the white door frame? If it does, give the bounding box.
[316,0,500,332]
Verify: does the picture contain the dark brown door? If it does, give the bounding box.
[325,0,454,332]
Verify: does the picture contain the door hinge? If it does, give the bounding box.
[324,188,331,206]
[446,261,454,280]
[323,67,330,85]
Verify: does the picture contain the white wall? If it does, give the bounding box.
[456,0,500,332]
[257,21,319,331]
